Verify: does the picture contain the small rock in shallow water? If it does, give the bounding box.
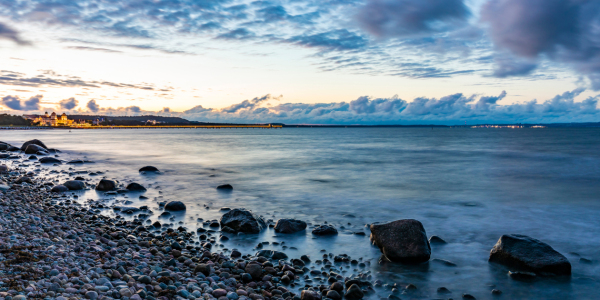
[370,219,431,264]
[274,219,307,233]
[139,166,159,172]
[165,201,186,211]
[429,235,447,244]
[217,184,233,190]
[312,224,338,235]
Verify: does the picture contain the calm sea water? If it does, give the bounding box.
[3,128,600,299]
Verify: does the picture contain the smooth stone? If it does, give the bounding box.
[165,201,186,211]
[274,219,307,233]
[96,179,117,191]
[64,180,85,190]
[370,219,431,263]
[126,182,147,191]
[139,166,159,172]
[51,185,69,193]
[220,208,266,233]
[39,157,61,164]
[312,224,338,236]
[345,284,364,300]
[217,184,233,190]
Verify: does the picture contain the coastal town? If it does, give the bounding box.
[23,112,103,127]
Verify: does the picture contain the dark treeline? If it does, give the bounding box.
[0,114,33,126]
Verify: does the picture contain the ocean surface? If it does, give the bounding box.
[2,127,600,299]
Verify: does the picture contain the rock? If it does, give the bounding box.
[51,185,69,193]
[64,180,85,190]
[245,263,263,280]
[489,234,571,275]
[120,288,133,297]
[24,144,46,154]
[13,296,27,300]
[67,159,84,164]
[85,291,98,300]
[437,287,451,294]
[126,182,146,191]
[0,165,8,173]
[165,201,186,211]
[217,184,233,190]
[15,176,33,184]
[312,225,338,236]
[138,275,151,284]
[326,290,341,300]
[274,219,307,233]
[345,284,364,300]
[39,157,61,164]
[462,294,476,299]
[28,155,37,160]
[21,139,47,151]
[508,270,537,280]
[0,143,9,151]
[491,289,502,295]
[220,208,266,233]
[301,290,320,300]
[0,154,9,159]
[95,179,117,191]
[369,219,431,263]
[139,166,159,172]
[194,263,211,276]
[7,146,20,152]
[330,282,343,292]
[429,235,447,244]
[256,250,288,260]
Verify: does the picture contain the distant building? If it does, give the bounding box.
[24,112,74,126]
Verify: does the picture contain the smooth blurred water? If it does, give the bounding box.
[2,127,600,299]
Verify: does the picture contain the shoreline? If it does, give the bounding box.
[0,138,590,300]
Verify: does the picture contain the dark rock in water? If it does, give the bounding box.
[326,290,341,300]
[508,270,537,280]
[74,176,85,181]
[312,224,338,236]
[64,180,85,190]
[21,139,47,151]
[28,155,37,160]
[152,221,161,227]
[51,185,69,193]
[0,165,8,173]
[95,179,117,191]
[126,182,146,191]
[165,201,186,211]
[0,154,10,159]
[301,290,320,300]
[67,159,84,164]
[491,289,502,295]
[24,144,46,154]
[220,208,266,233]
[39,157,61,164]
[437,287,451,294]
[489,234,571,276]
[139,195,148,200]
[7,146,20,152]
[345,284,364,300]
[15,177,33,184]
[217,184,233,190]
[462,294,476,299]
[274,219,307,233]
[370,219,431,264]
[221,226,236,233]
[139,166,159,172]
[256,250,288,260]
[429,235,447,244]
[0,143,8,151]
[431,258,457,267]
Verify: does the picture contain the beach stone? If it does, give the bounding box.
[220,208,266,233]
[24,144,46,154]
[39,157,61,164]
[15,176,33,184]
[245,263,263,280]
[126,182,146,191]
[489,234,571,275]
[345,284,364,300]
[274,219,307,233]
[330,282,343,293]
[312,225,338,235]
[227,291,239,300]
[0,143,8,151]
[370,219,431,263]
[256,250,288,259]
[165,201,186,211]
[0,165,8,173]
[51,185,69,193]
[301,290,320,300]
[217,184,233,190]
[21,139,47,151]
[195,263,211,276]
[0,184,10,191]
[213,289,228,297]
[326,290,341,300]
[139,166,159,172]
[138,275,151,284]
[85,291,98,300]
[64,180,85,190]
[96,179,117,191]
[429,235,447,244]
[13,296,26,300]
[120,288,133,297]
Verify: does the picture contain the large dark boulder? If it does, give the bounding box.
[274,219,307,233]
[489,234,571,276]
[126,182,146,191]
[219,208,266,233]
[51,185,69,193]
[312,225,338,236]
[0,143,9,151]
[370,219,431,264]
[165,201,186,211]
[95,179,117,191]
[64,180,85,190]
[21,139,47,151]
[24,144,46,154]
[39,157,61,164]
[0,154,10,159]
[139,166,159,172]
[7,146,20,152]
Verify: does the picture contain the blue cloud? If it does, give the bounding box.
[288,29,368,51]
[1,95,42,111]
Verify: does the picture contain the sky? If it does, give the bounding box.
[1,0,600,124]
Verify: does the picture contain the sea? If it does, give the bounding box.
[2,127,600,299]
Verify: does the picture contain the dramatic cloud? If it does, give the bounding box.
[357,0,470,37]
[288,30,368,51]
[482,0,600,87]
[59,97,78,110]
[221,94,281,113]
[86,99,99,112]
[0,22,30,45]
[1,94,41,110]
[492,55,538,78]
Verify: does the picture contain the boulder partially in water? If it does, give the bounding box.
[126,182,146,191]
[312,225,338,236]
[15,176,33,184]
[256,250,288,260]
[139,166,159,173]
[64,180,85,190]
[21,139,47,151]
[217,184,233,190]
[370,219,431,264]
[96,179,117,191]
[165,201,186,211]
[39,157,61,164]
[24,144,46,154]
[489,234,571,276]
[51,185,69,193]
[274,219,307,233]
[220,208,265,233]
[0,143,9,151]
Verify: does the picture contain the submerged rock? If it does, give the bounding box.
[217,184,233,190]
[274,219,307,233]
[165,201,186,211]
[256,249,288,259]
[64,180,85,190]
[220,208,266,233]
[39,157,61,164]
[489,234,571,276]
[96,179,117,191]
[312,225,338,236]
[126,182,146,191]
[429,235,447,244]
[0,143,9,151]
[139,166,159,172]
[370,219,431,264]
[16,176,33,184]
